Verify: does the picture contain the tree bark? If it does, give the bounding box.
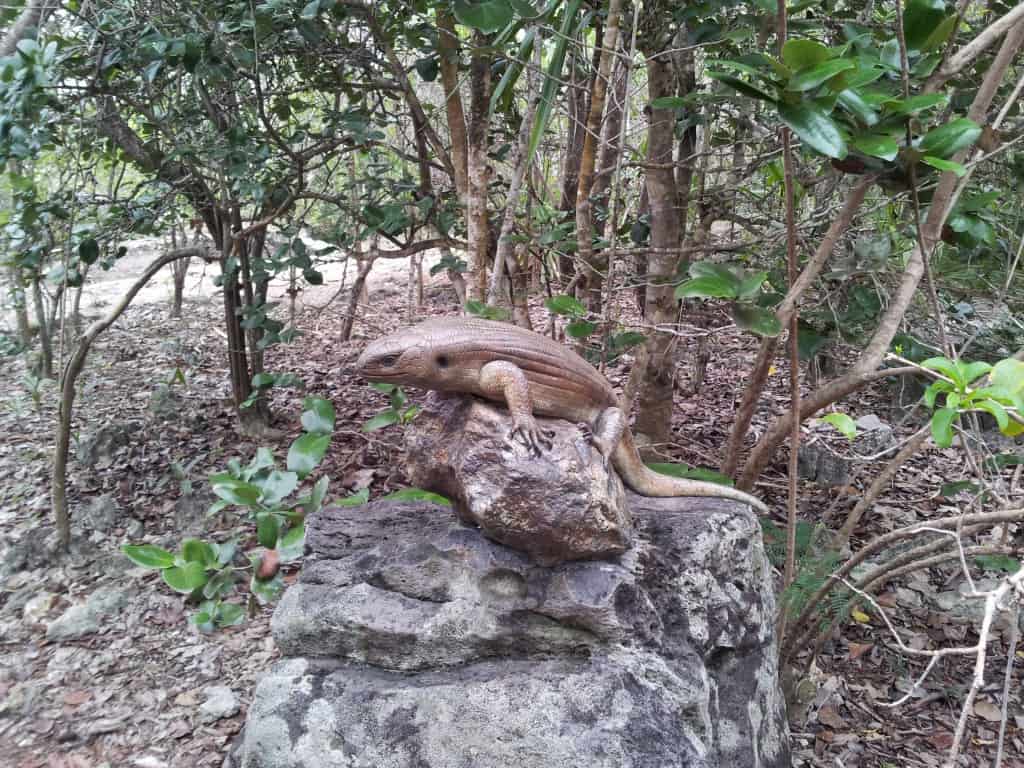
[575,0,624,312]
[632,48,681,450]
[466,32,493,302]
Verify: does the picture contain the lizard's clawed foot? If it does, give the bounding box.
[578,422,612,468]
[507,417,555,456]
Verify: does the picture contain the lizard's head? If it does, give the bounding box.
[356,330,432,386]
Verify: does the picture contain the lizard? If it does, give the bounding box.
[356,316,768,512]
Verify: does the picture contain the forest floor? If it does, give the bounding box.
[0,236,1021,767]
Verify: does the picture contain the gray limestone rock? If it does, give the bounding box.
[237,497,790,768]
[81,494,120,534]
[76,421,139,468]
[46,585,131,641]
[199,685,241,724]
[404,393,631,565]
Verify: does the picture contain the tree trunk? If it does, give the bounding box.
[631,49,681,450]
[557,45,588,283]
[31,273,53,378]
[171,254,190,318]
[576,0,624,313]
[466,32,493,302]
[341,248,377,342]
[7,266,32,345]
[593,36,630,238]
[487,33,543,308]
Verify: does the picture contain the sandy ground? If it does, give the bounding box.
[3,233,444,329]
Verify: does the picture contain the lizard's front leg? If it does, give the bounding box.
[479,360,554,455]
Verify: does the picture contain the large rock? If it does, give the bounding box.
[404,393,631,565]
[235,498,790,768]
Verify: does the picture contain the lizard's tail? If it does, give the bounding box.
[612,428,769,513]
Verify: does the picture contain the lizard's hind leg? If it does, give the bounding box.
[586,407,626,466]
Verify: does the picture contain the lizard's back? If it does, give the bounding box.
[414,317,616,420]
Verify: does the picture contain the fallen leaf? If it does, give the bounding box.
[848,642,873,661]
[174,691,199,707]
[62,690,91,706]
[973,699,1002,722]
[928,731,955,749]
[851,608,871,624]
[343,467,375,490]
[817,704,847,729]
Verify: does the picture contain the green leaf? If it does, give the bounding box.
[778,101,847,159]
[940,480,979,497]
[286,433,330,478]
[335,488,370,507]
[788,59,855,91]
[737,271,768,299]
[922,156,966,176]
[363,410,400,432]
[853,134,899,161]
[732,304,783,337]
[884,93,948,115]
[676,276,737,300]
[919,118,982,159]
[931,407,957,448]
[957,360,992,386]
[924,379,953,409]
[121,544,175,569]
[182,539,217,567]
[381,488,452,505]
[300,0,320,20]
[210,477,262,507]
[526,0,582,166]
[822,413,857,440]
[710,74,777,103]
[974,554,1021,574]
[566,320,596,338]
[215,602,246,628]
[991,359,1024,395]
[921,356,962,388]
[78,238,100,265]
[259,470,298,507]
[545,294,587,317]
[976,399,1009,431]
[509,0,540,17]
[489,27,534,115]
[903,0,948,52]
[278,523,306,562]
[249,570,284,605]
[838,89,879,127]
[202,570,236,600]
[256,513,280,550]
[301,396,336,434]
[647,463,735,486]
[452,0,513,32]
[921,14,958,52]
[650,96,687,109]
[415,56,439,82]
[162,562,208,594]
[782,39,830,70]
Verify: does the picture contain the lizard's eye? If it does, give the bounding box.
[436,355,449,368]
[378,354,399,367]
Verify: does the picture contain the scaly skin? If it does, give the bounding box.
[356,317,768,512]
